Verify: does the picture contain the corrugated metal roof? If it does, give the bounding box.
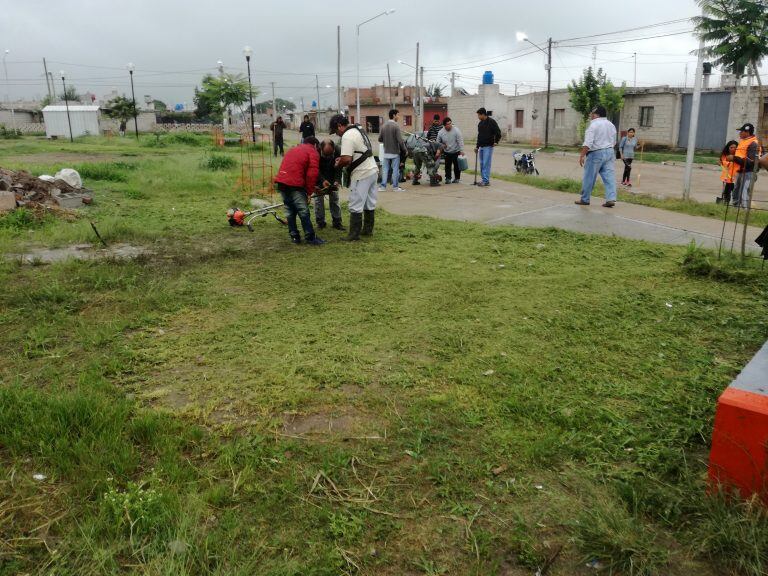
[42,105,100,112]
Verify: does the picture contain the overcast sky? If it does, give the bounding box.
[2,0,760,110]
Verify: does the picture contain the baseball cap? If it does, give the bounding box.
[737,123,755,134]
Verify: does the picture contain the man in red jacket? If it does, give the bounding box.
[274,136,324,245]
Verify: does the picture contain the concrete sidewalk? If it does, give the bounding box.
[370,179,763,253]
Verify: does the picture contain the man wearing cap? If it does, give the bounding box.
[575,105,618,208]
[331,115,379,240]
[726,123,760,208]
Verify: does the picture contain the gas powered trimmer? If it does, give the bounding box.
[227,186,336,232]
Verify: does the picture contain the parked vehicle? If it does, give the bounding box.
[513,148,541,176]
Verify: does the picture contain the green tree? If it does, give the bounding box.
[254,98,295,114]
[152,99,167,112]
[693,0,768,133]
[104,96,138,124]
[193,73,254,122]
[62,85,81,102]
[568,67,605,121]
[599,80,626,118]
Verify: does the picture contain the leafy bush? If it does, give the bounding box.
[167,132,204,146]
[201,153,237,171]
[0,124,22,139]
[75,162,129,183]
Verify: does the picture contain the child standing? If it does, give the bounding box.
[719,140,738,204]
[619,128,637,187]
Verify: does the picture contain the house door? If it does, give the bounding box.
[366,116,380,133]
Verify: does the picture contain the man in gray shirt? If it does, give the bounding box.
[378,109,407,191]
[435,117,465,184]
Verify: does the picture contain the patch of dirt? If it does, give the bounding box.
[8,243,151,264]
[282,410,377,438]
[141,386,191,410]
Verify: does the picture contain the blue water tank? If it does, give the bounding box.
[482,71,494,85]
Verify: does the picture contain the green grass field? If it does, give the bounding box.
[1,135,768,575]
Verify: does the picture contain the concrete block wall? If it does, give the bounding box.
[620,92,678,147]
[728,88,763,139]
[448,94,483,140]
[101,111,157,133]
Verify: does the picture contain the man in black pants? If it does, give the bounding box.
[436,117,465,184]
[270,116,286,156]
[299,114,315,142]
[315,139,345,231]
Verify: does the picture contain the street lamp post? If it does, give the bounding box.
[127,63,139,140]
[3,49,16,132]
[356,9,395,125]
[516,32,552,148]
[60,71,73,143]
[243,46,256,143]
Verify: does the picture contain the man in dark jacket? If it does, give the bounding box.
[270,116,286,156]
[299,115,315,142]
[315,139,345,231]
[475,107,501,186]
[274,136,324,245]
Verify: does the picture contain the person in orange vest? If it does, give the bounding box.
[719,140,738,204]
[725,123,759,207]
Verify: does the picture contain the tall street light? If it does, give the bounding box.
[60,71,73,143]
[516,32,552,148]
[243,46,256,143]
[127,63,139,140]
[3,49,15,132]
[356,9,395,125]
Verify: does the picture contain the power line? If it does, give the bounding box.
[555,17,691,43]
[559,29,694,48]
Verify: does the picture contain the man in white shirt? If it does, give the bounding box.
[575,105,618,208]
[332,114,380,240]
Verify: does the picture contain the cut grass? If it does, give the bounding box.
[1,136,768,575]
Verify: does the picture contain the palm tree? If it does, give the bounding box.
[426,83,447,98]
[693,0,768,136]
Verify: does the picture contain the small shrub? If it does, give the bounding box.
[167,132,203,146]
[102,475,170,541]
[681,242,713,277]
[0,124,22,139]
[0,208,45,231]
[75,162,128,183]
[201,153,237,171]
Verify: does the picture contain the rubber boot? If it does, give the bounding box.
[332,218,346,231]
[345,212,362,241]
[289,232,301,244]
[362,210,375,236]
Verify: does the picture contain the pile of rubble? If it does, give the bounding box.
[0,167,93,212]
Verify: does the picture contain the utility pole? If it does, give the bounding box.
[683,32,705,201]
[450,72,455,98]
[387,63,393,108]
[42,58,52,100]
[633,52,637,88]
[545,38,552,149]
[271,81,277,121]
[592,46,597,70]
[414,42,420,131]
[315,74,321,111]
[49,72,56,99]
[419,66,424,130]
[337,25,341,112]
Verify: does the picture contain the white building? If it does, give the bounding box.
[42,105,100,138]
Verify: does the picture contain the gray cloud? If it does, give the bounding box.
[1,0,720,109]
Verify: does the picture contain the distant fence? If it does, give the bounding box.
[155,123,252,135]
[7,123,45,134]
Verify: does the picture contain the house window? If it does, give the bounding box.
[639,106,654,127]
[404,115,412,127]
[554,108,565,128]
[350,115,355,124]
[515,109,524,128]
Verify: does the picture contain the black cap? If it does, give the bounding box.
[737,123,755,134]
[329,114,349,134]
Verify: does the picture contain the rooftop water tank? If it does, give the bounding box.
[482,71,494,85]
